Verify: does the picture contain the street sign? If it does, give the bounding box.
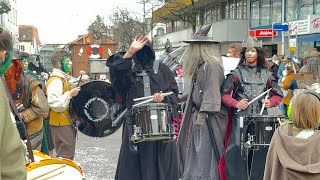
[273,24,289,31]
[249,29,278,37]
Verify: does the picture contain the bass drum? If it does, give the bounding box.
[69,80,125,138]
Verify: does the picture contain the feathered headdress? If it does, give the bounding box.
[242,36,262,48]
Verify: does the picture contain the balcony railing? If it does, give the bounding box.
[0,0,11,14]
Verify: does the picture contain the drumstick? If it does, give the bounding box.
[133,92,174,107]
[237,88,272,112]
[30,164,66,180]
[133,92,173,102]
[37,170,64,180]
[259,93,269,115]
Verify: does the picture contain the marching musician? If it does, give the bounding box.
[106,35,179,180]
[177,24,228,180]
[4,49,49,151]
[46,49,88,160]
[218,36,283,180]
[0,29,26,179]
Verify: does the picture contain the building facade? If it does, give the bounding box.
[0,0,18,48]
[153,0,320,58]
[249,0,320,58]
[18,25,41,54]
[152,0,249,55]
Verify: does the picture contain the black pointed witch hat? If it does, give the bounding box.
[183,24,219,43]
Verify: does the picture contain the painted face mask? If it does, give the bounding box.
[0,49,13,75]
[245,48,258,64]
[62,56,72,73]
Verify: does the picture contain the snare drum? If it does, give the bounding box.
[26,158,85,180]
[131,103,175,143]
[245,115,283,146]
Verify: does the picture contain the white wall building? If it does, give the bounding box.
[0,0,19,48]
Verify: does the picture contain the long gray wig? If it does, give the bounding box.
[182,43,223,78]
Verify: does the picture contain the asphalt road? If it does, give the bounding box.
[75,129,122,180]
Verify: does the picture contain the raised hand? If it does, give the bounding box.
[128,35,149,55]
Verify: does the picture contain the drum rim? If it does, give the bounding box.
[26,158,84,175]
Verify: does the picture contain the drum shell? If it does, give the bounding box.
[131,103,174,142]
[244,115,283,146]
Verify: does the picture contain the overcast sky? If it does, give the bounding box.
[18,0,144,44]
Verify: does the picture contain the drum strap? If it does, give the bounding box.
[0,76,35,162]
[136,70,151,96]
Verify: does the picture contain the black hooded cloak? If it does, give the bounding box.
[106,43,179,180]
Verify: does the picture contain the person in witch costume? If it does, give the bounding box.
[218,37,283,180]
[4,48,49,151]
[177,24,228,180]
[106,35,179,180]
[0,29,27,179]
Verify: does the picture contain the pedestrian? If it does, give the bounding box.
[4,49,49,151]
[277,57,288,82]
[177,24,228,180]
[218,36,283,180]
[0,29,27,179]
[227,43,242,58]
[264,90,320,180]
[266,58,279,81]
[46,49,87,160]
[106,35,179,180]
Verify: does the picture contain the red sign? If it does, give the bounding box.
[249,29,278,37]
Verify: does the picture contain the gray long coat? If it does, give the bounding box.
[177,61,228,180]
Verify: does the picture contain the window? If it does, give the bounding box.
[317,0,320,13]
[272,0,282,22]
[221,2,228,19]
[299,0,313,20]
[286,0,297,21]
[166,21,172,33]
[229,0,236,19]
[156,27,164,36]
[205,8,212,23]
[261,0,271,25]
[19,45,25,52]
[251,0,260,27]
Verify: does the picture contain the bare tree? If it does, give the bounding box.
[87,15,109,35]
[109,7,144,51]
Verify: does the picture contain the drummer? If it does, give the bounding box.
[46,49,88,160]
[218,36,283,180]
[106,35,179,180]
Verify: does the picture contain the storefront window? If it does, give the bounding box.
[317,0,320,14]
[299,0,313,20]
[251,0,260,27]
[166,21,172,33]
[261,0,271,25]
[298,41,313,58]
[286,0,297,21]
[272,0,282,22]
[212,5,217,21]
[229,0,236,19]
[205,8,212,23]
[243,0,247,19]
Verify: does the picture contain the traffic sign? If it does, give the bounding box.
[273,24,289,31]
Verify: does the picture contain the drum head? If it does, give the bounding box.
[69,80,125,138]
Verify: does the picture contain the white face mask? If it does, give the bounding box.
[282,70,287,77]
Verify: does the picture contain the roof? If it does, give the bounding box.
[66,33,117,46]
[19,25,41,45]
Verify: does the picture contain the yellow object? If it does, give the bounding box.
[289,47,296,52]
[46,77,72,126]
[26,158,85,180]
[153,0,192,21]
[32,150,50,161]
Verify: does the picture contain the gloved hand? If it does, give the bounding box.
[195,112,208,128]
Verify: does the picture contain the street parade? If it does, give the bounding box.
[1,0,320,179]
